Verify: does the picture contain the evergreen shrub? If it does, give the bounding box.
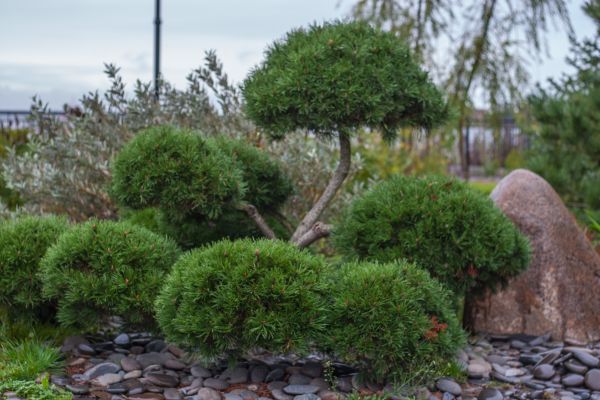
[155,239,329,358]
[110,125,243,221]
[0,216,69,321]
[40,220,181,329]
[334,175,530,294]
[324,261,465,383]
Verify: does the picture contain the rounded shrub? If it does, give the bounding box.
[0,215,69,321]
[110,125,243,220]
[155,239,329,357]
[324,261,465,384]
[211,136,293,210]
[334,175,530,294]
[40,220,181,330]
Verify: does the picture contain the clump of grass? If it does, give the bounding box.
[0,375,71,400]
[0,338,63,381]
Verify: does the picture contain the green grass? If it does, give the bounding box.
[0,375,71,400]
[0,338,64,381]
[468,181,496,196]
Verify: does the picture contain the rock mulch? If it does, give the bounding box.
[12,332,599,400]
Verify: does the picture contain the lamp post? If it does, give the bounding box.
[154,0,161,100]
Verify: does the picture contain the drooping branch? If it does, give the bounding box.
[296,222,332,248]
[290,133,352,244]
[239,203,276,239]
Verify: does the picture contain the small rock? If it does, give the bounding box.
[573,351,600,368]
[165,359,186,371]
[436,378,462,396]
[511,340,527,349]
[93,373,122,386]
[114,333,130,347]
[335,376,353,393]
[164,388,183,400]
[469,360,492,378]
[137,352,168,368]
[145,339,167,353]
[196,388,222,400]
[566,361,589,375]
[227,367,248,384]
[268,381,288,391]
[66,384,90,395]
[283,385,320,395]
[83,362,121,380]
[167,344,185,358]
[534,364,556,380]
[289,374,312,385]
[272,389,293,400]
[319,391,343,400]
[300,362,323,378]
[203,378,229,390]
[121,357,142,372]
[124,370,142,379]
[585,369,600,391]
[61,335,89,353]
[265,368,285,383]
[250,365,269,383]
[78,343,96,355]
[225,395,243,400]
[294,395,320,400]
[478,388,503,400]
[191,365,213,378]
[145,373,180,388]
[563,373,585,387]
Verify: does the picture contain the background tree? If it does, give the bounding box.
[525,0,600,220]
[243,20,448,247]
[348,0,572,179]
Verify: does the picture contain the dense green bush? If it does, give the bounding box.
[324,261,465,383]
[0,216,69,321]
[243,20,447,139]
[40,220,181,330]
[334,175,530,295]
[110,125,243,221]
[155,239,329,358]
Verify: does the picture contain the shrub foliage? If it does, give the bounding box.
[324,261,465,383]
[334,175,530,294]
[155,239,329,358]
[0,215,69,321]
[40,220,181,329]
[243,20,447,139]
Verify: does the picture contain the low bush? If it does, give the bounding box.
[324,261,465,384]
[110,125,243,221]
[334,175,530,295]
[155,239,329,358]
[40,220,181,330]
[0,216,69,322]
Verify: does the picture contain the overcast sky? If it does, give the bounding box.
[0,0,595,110]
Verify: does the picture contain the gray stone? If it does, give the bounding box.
[225,395,243,400]
[78,343,96,355]
[114,333,130,347]
[283,385,320,395]
[272,389,293,400]
[567,361,590,375]
[250,365,269,383]
[289,374,312,385]
[478,388,503,400]
[165,359,187,371]
[196,387,222,400]
[146,339,167,353]
[309,378,329,391]
[469,360,492,378]
[124,370,142,379]
[93,372,122,386]
[227,367,248,384]
[191,365,213,378]
[164,388,183,400]
[294,395,320,400]
[107,382,128,394]
[230,389,258,400]
[335,377,353,393]
[145,373,180,387]
[62,335,89,353]
[203,378,229,390]
[573,351,600,368]
[265,368,285,383]
[511,340,527,349]
[300,362,323,378]
[83,362,121,380]
[534,364,556,380]
[121,357,142,372]
[137,352,168,368]
[268,381,288,391]
[66,384,90,395]
[563,374,585,387]
[436,379,462,396]
[585,370,600,391]
[442,392,454,400]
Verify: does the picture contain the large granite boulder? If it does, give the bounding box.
[466,169,600,343]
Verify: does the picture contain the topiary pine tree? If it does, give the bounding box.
[243,20,448,247]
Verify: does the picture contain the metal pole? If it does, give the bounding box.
[154,0,161,100]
